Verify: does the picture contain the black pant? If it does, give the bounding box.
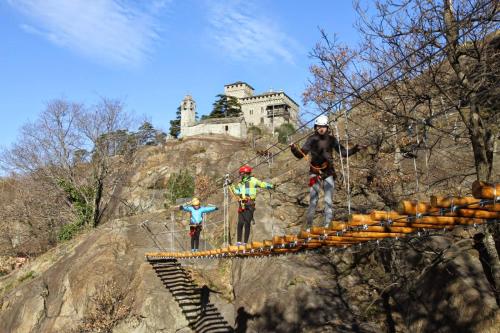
[190,226,201,250]
[237,205,255,243]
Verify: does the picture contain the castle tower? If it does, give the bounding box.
[224,81,254,99]
[180,95,196,133]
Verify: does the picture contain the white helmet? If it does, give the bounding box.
[314,115,329,127]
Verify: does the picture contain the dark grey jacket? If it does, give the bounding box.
[291,133,359,178]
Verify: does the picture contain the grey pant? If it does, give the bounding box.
[307,174,335,228]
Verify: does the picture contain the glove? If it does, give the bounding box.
[224,174,232,185]
[179,205,184,210]
[214,207,219,211]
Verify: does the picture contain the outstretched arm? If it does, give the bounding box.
[200,206,218,213]
[332,137,361,157]
[207,287,221,294]
[179,205,192,212]
[290,137,312,159]
[254,178,273,189]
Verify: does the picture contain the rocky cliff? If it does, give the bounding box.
[1,136,498,333]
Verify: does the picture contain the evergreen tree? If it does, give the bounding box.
[169,106,181,138]
[209,94,241,118]
[164,170,195,206]
[137,121,157,145]
[274,123,295,144]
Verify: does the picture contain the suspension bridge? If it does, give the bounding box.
[146,181,499,261]
[141,5,497,329]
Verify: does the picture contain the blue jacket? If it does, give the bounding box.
[180,205,218,225]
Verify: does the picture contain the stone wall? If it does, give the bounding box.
[181,118,247,138]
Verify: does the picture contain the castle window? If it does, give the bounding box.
[260,117,264,124]
[250,109,253,115]
[261,107,264,113]
[225,126,229,131]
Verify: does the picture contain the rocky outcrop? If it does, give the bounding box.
[0,214,191,333]
[115,136,247,215]
[226,236,500,333]
[1,137,498,333]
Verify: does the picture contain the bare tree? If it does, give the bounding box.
[77,98,133,227]
[0,98,135,248]
[305,0,498,182]
[305,0,500,309]
[0,174,72,256]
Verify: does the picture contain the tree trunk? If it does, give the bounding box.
[392,125,405,193]
[470,100,500,301]
[443,1,500,299]
[92,176,104,228]
[469,99,493,182]
[443,1,495,182]
[482,228,500,305]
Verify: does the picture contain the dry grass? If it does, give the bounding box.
[75,280,132,333]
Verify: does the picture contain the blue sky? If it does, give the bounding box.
[0,0,360,147]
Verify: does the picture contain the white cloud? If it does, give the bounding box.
[8,0,170,66]
[206,1,300,64]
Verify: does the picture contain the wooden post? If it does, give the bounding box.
[472,180,500,199]
[370,210,406,221]
[397,200,440,215]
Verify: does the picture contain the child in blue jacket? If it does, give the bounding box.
[179,197,218,252]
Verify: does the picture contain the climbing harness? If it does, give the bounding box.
[309,174,322,187]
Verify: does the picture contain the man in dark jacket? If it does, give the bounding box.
[290,115,363,229]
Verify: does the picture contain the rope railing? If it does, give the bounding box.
[195,0,496,223]
[146,181,499,261]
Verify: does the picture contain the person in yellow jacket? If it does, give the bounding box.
[229,165,273,245]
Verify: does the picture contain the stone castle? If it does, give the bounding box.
[179,81,299,138]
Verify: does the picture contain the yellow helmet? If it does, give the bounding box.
[191,198,200,206]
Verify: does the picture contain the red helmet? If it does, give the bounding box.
[239,165,252,174]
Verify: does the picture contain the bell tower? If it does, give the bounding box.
[180,95,196,132]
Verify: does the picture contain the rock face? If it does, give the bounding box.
[1,136,499,333]
[117,136,247,215]
[0,214,191,333]
[228,239,499,333]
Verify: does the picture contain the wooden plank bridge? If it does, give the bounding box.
[146,181,499,261]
